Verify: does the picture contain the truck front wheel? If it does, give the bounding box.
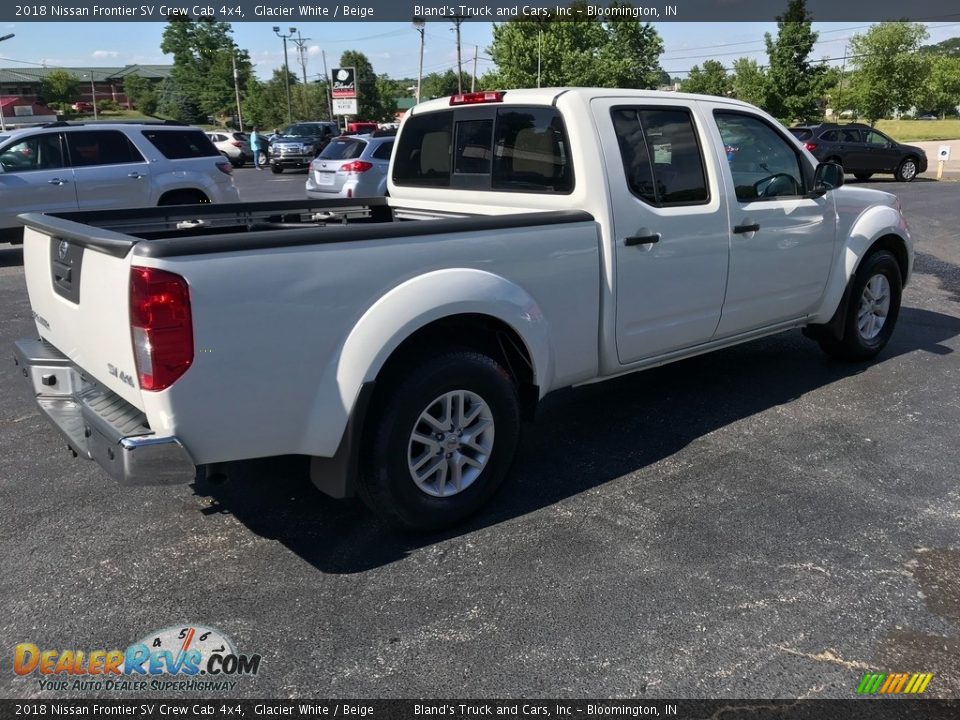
[360,351,521,530]
[818,250,902,361]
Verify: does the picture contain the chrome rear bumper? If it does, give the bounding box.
[13,338,196,485]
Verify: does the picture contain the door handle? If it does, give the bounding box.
[47,178,68,185]
[733,223,760,234]
[128,172,144,179]
[625,233,660,246]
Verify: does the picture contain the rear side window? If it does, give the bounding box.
[789,128,813,141]
[392,111,453,187]
[319,138,366,160]
[371,141,394,160]
[611,107,709,206]
[141,129,219,159]
[492,108,572,192]
[67,130,144,167]
[818,130,838,141]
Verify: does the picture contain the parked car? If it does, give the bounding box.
[14,89,912,530]
[789,122,927,181]
[268,121,340,173]
[0,120,239,243]
[206,130,253,168]
[71,102,93,112]
[305,132,394,199]
[346,121,379,135]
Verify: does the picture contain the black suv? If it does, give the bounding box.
[268,121,340,174]
[789,123,927,182]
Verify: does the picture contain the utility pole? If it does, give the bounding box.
[835,43,848,121]
[537,29,542,88]
[413,17,425,104]
[231,51,243,131]
[291,29,311,118]
[321,50,334,123]
[451,15,464,94]
[472,46,478,93]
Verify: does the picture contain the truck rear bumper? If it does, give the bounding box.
[13,338,196,485]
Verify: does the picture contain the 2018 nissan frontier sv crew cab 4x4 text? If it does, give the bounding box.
[14,88,913,530]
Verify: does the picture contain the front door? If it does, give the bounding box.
[0,132,77,232]
[710,110,836,336]
[592,98,730,364]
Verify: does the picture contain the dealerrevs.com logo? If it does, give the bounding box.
[14,625,262,693]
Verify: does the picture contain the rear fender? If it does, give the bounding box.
[300,268,554,457]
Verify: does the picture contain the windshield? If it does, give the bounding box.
[282,124,329,137]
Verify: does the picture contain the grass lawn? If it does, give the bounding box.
[874,119,960,143]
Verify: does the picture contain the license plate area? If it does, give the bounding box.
[317,172,336,186]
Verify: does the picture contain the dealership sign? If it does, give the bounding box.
[331,67,356,99]
[333,98,358,116]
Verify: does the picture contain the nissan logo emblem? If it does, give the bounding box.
[57,240,69,261]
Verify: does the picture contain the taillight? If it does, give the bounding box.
[450,91,504,105]
[130,267,193,392]
[340,160,373,173]
[230,141,243,147]
[215,161,233,175]
[804,142,818,152]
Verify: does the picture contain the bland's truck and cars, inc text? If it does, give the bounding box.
[14,88,912,529]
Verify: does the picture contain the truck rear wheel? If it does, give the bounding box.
[359,350,520,530]
[818,250,902,361]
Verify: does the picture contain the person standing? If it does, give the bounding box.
[250,126,262,170]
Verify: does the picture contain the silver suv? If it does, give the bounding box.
[0,121,240,243]
[305,133,395,199]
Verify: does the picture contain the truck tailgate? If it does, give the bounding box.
[21,223,142,410]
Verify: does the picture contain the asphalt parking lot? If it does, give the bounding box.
[0,177,958,700]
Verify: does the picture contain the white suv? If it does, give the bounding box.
[0,121,240,243]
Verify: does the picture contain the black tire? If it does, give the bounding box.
[818,250,902,361]
[270,164,283,174]
[230,158,244,169]
[359,350,521,531]
[854,172,873,181]
[895,156,919,182]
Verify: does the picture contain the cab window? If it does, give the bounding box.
[611,107,709,206]
[715,111,806,201]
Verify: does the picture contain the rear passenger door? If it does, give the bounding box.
[592,98,730,363]
[65,130,152,211]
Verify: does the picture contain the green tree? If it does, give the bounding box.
[482,2,664,89]
[919,54,960,117]
[39,69,79,108]
[763,0,827,122]
[122,74,158,115]
[156,77,203,123]
[730,58,767,107]
[420,70,470,100]
[920,37,960,57]
[339,50,386,121]
[160,16,253,121]
[242,69,298,129]
[682,60,731,97]
[848,22,929,124]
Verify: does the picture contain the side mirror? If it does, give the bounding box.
[811,162,844,196]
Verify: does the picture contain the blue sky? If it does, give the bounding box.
[1,20,958,83]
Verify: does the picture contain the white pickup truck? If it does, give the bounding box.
[14,88,913,529]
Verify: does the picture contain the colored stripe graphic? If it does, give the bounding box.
[857,672,933,694]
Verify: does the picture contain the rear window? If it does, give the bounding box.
[393,111,453,187]
[141,129,219,159]
[788,128,813,141]
[319,138,366,160]
[392,107,573,193]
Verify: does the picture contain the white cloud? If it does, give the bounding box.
[92,50,119,59]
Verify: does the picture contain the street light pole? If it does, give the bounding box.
[231,51,243,131]
[412,17,425,104]
[0,34,13,132]
[273,26,295,124]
